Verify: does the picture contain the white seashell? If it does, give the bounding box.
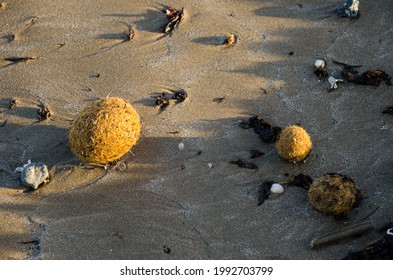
[328,76,344,90]
[270,183,284,194]
[314,59,326,69]
[178,142,185,151]
[19,161,49,189]
[207,163,213,169]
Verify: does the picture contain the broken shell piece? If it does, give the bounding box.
[338,0,360,19]
[16,160,49,189]
[223,33,238,47]
[314,59,326,69]
[328,76,344,91]
[178,142,185,151]
[207,163,213,169]
[270,183,284,194]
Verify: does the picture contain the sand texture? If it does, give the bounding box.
[0,0,392,259]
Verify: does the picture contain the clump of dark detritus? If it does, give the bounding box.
[162,7,184,34]
[343,228,393,260]
[155,95,169,109]
[290,173,314,189]
[162,245,171,254]
[37,101,51,121]
[229,159,257,169]
[172,89,187,103]
[342,68,392,86]
[257,180,274,206]
[223,33,238,47]
[250,149,265,159]
[9,98,19,109]
[154,89,188,110]
[288,51,294,56]
[239,116,282,143]
[4,56,36,65]
[314,68,329,80]
[332,60,392,86]
[382,106,393,114]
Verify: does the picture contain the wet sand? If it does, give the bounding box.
[0,0,392,259]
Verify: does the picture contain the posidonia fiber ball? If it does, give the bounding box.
[69,97,141,165]
[308,173,362,216]
[275,125,312,163]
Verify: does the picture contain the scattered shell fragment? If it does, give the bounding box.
[207,163,213,169]
[328,76,344,91]
[223,33,238,47]
[178,142,185,151]
[270,183,284,194]
[15,160,50,189]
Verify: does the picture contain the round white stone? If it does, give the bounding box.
[270,183,284,194]
[314,59,325,69]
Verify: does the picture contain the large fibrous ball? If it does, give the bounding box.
[308,173,362,216]
[69,97,141,165]
[276,125,312,163]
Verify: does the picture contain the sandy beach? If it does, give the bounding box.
[0,0,392,259]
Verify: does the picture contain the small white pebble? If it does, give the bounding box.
[178,142,185,151]
[270,183,284,194]
[207,163,213,169]
[314,59,326,69]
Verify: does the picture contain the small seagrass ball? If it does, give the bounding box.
[276,125,312,163]
[308,173,362,216]
[69,97,141,165]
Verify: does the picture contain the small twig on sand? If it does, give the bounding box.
[310,220,375,249]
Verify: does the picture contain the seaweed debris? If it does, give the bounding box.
[343,228,393,259]
[239,116,282,143]
[154,89,188,110]
[332,60,392,86]
[229,159,257,169]
[257,181,274,205]
[163,7,184,34]
[382,106,393,114]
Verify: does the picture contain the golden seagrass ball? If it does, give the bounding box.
[275,125,312,163]
[69,97,141,165]
[308,173,361,216]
